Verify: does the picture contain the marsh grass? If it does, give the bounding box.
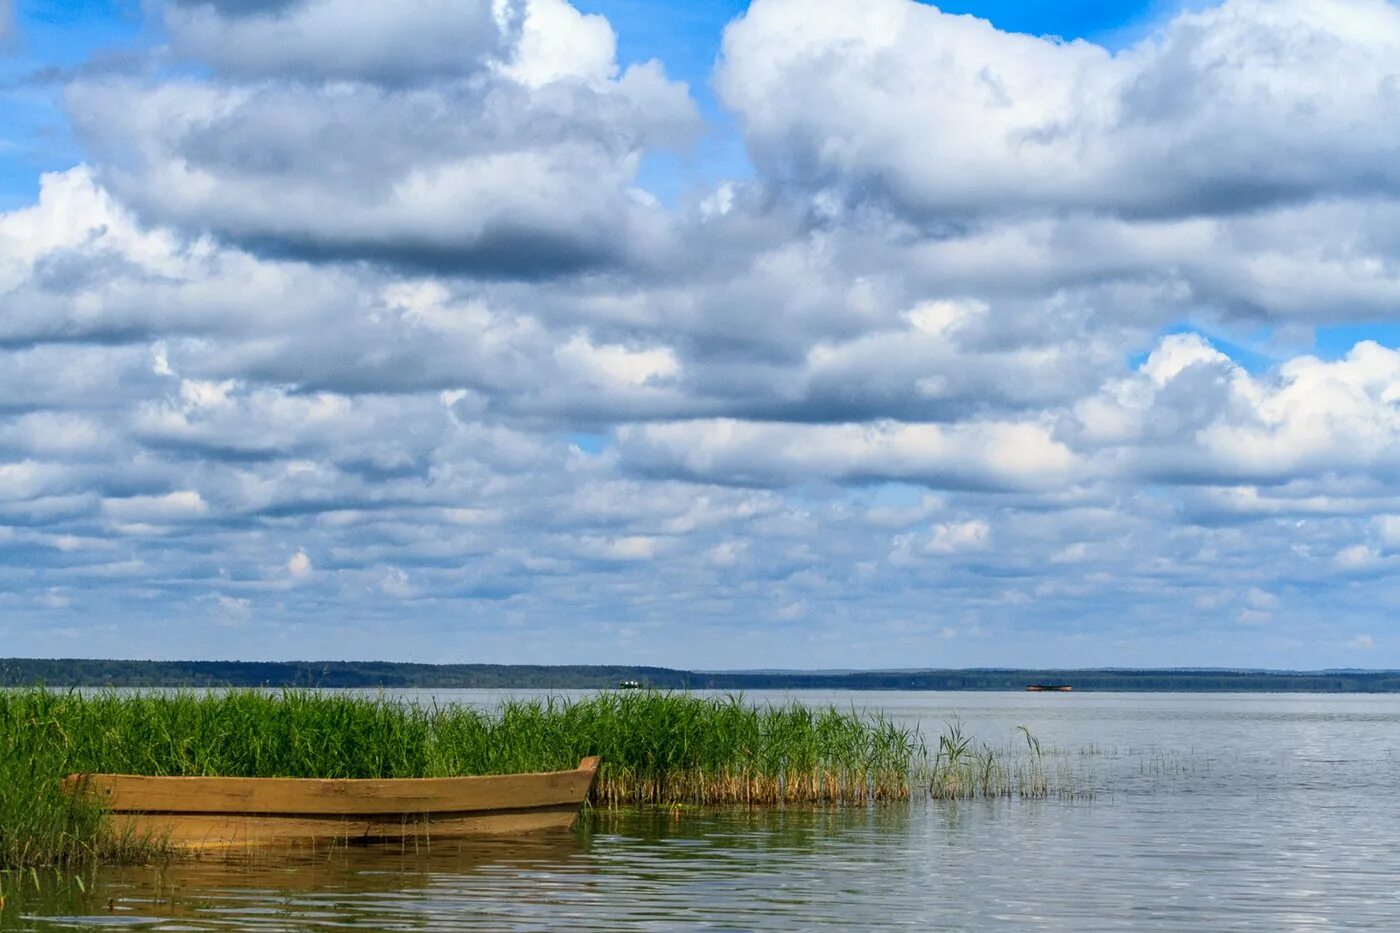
[0,689,1084,870]
[927,719,1087,800]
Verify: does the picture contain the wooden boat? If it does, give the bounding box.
[61,756,600,850]
[1025,684,1073,692]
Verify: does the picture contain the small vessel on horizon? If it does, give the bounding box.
[618,679,643,689]
[1025,684,1073,692]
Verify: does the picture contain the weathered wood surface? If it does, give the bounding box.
[63,756,600,849]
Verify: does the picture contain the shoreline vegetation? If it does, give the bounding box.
[3,658,1399,692]
[0,689,1083,872]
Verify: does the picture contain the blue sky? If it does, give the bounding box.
[3,0,1400,669]
[0,2,139,208]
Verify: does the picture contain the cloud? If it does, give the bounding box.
[287,550,312,577]
[555,335,681,389]
[99,491,209,535]
[1335,544,1388,572]
[718,0,1400,221]
[617,418,1081,490]
[67,0,699,276]
[163,0,503,84]
[926,520,991,555]
[578,535,660,561]
[1374,515,1400,548]
[705,539,747,567]
[1070,335,1400,487]
[214,593,252,624]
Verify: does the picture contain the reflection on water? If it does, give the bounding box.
[9,692,1400,930]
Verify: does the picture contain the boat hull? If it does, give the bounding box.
[63,757,600,849]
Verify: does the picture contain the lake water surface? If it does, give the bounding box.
[9,691,1400,930]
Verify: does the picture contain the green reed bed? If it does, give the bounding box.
[0,688,918,869]
[0,689,1081,870]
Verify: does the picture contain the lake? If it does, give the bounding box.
[9,690,1400,930]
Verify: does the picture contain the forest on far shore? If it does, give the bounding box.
[3,659,1400,692]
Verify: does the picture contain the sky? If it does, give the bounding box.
[2,0,1400,669]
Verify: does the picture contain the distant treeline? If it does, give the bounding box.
[3,659,1400,692]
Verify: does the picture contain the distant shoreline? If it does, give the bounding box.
[4,658,1400,692]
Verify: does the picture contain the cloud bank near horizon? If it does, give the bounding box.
[4,0,1400,667]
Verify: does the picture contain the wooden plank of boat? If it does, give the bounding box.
[61,756,600,849]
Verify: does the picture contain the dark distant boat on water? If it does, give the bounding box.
[1025,684,1072,692]
[618,680,643,689]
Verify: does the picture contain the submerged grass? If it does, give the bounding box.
[0,688,1082,871]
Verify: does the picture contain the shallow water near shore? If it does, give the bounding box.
[8,690,1400,930]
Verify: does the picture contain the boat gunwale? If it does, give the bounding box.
[62,756,601,817]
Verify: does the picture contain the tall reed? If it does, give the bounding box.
[0,691,166,871]
[927,719,1082,800]
[0,689,1082,870]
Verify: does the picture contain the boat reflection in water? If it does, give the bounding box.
[28,834,600,929]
